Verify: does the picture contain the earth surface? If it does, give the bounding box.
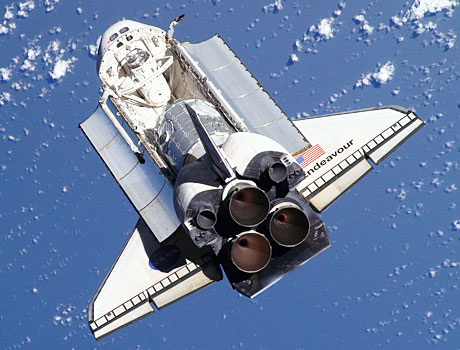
[1,0,459,349]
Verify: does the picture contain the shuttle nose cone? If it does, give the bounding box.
[231,232,272,273]
[229,187,270,227]
[269,207,310,247]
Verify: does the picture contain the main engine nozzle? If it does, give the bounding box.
[269,204,310,247]
[228,185,270,227]
[231,231,272,273]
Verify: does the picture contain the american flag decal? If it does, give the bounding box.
[295,144,325,168]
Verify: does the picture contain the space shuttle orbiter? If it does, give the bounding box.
[80,17,424,339]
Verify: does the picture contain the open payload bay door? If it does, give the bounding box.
[88,219,222,340]
[80,106,179,243]
[181,36,309,155]
[292,106,424,212]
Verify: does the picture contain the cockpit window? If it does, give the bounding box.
[119,27,129,34]
[109,33,118,41]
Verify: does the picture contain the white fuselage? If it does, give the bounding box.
[96,20,240,176]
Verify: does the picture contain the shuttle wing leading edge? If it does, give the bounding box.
[292,106,424,212]
[88,219,222,340]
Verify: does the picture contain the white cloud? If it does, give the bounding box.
[355,61,395,88]
[49,57,77,80]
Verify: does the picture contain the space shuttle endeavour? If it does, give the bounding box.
[80,16,424,339]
